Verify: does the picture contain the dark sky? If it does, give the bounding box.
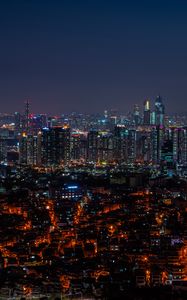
[0,0,187,114]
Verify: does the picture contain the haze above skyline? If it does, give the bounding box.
[0,0,187,114]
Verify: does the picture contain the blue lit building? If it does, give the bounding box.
[155,95,165,126]
[50,183,83,200]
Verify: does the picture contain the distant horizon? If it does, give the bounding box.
[1,104,187,117]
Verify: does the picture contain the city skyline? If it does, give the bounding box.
[0,95,185,116]
[2,1,187,298]
[1,0,187,113]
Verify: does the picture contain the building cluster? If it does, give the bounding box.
[0,97,187,170]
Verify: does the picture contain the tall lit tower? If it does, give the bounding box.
[143,99,151,125]
[155,95,165,126]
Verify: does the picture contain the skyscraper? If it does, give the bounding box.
[87,130,98,163]
[133,104,141,126]
[41,126,70,166]
[19,132,39,165]
[143,99,151,125]
[24,100,30,132]
[151,125,165,164]
[155,95,165,126]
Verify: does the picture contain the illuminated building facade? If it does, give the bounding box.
[114,125,128,162]
[133,104,141,126]
[150,126,165,164]
[41,126,70,166]
[71,131,81,160]
[19,133,39,165]
[155,96,165,126]
[87,130,98,163]
[143,99,151,125]
[114,125,136,163]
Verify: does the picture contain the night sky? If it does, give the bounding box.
[0,0,187,114]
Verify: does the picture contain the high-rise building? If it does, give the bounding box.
[114,125,128,162]
[70,131,88,162]
[143,99,151,125]
[136,129,152,162]
[155,96,165,126]
[0,138,7,162]
[41,126,70,166]
[114,125,136,163]
[87,130,114,163]
[19,132,28,164]
[179,127,187,166]
[97,132,114,163]
[14,112,22,132]
[167,127,187,166]
[133,104,141,126]
[127,129,137,162]
[19,132,39,165]
[161,138,173,167]
[151,126,165,164]
[71,131,81,161]
[87,130,98,163]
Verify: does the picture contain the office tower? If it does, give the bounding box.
[87,130,98,162]
[133,104,141,126]
[114,125,128,162]
[14,112,22,132]
[79,133,88,161]
[151,126,165,164]
[27,135,38,165]
[136,129,152,162]
[62,126,71,164]
[70,130,87,162]
[36,131,42,165]
[0,126,19,163]
[0,138,7,162]
[155,95,165,126]
[171,128,178,164]
[161,139,173,167]
[150,111,156,125]
[114,125,136,163]
[19,132,28,164]
[127,129,137,162]
[179,127,187,165]
[19,132,39,165]
[168,127,187,166]
[143,99,151,125]
[97,131,114,163]
[71,131,81,160]
[149,125,187,167]
[162,127,181,166]
[87,130,114,163]
[41,126,70,166]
